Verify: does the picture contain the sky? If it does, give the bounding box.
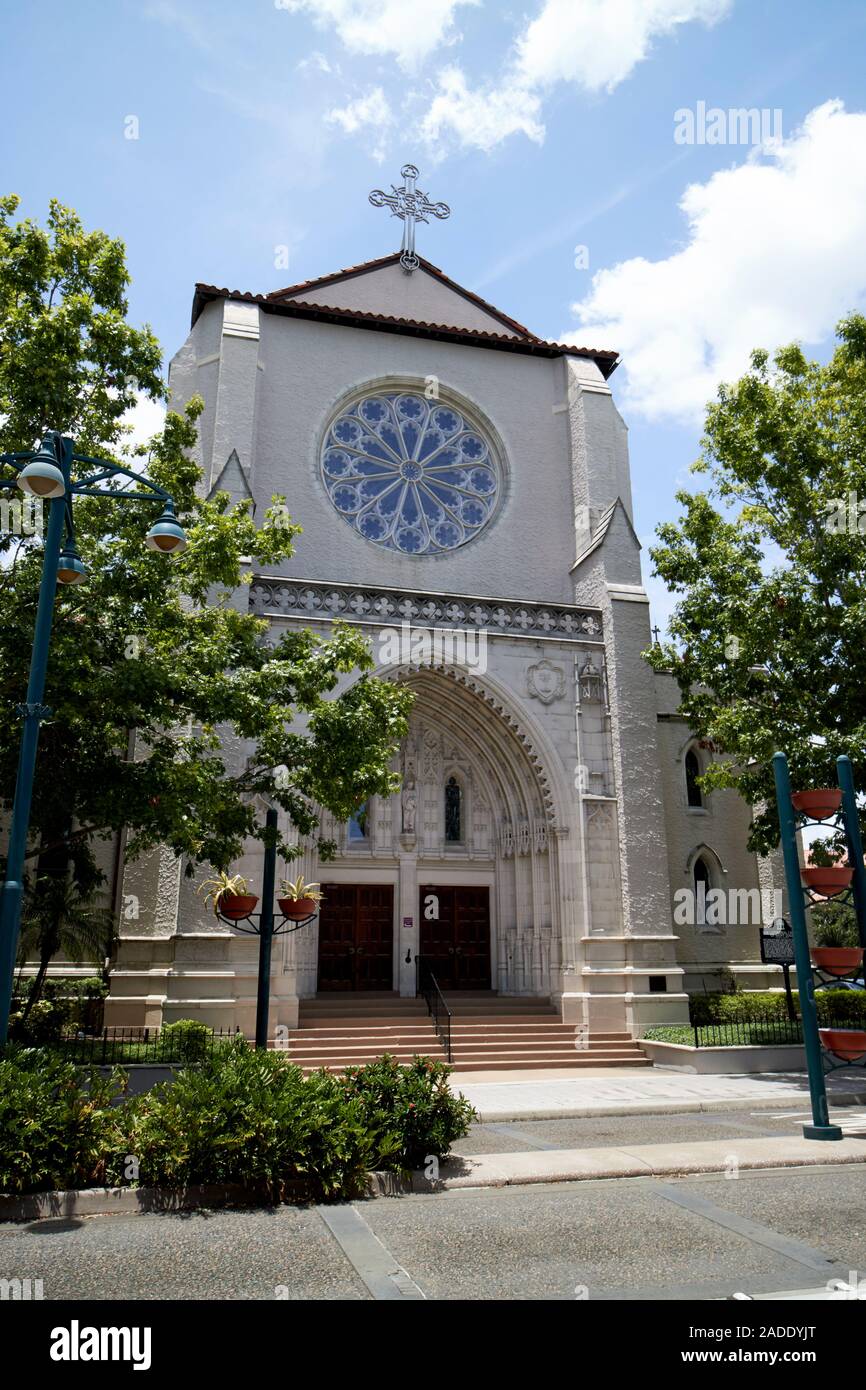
[3,0,866,631]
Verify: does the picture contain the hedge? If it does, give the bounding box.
[0,1040,476,1199]
[688,989,866,1025]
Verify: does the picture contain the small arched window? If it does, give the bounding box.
[444,777,462,843]
[694,856,711,924]
[685,748,703,808]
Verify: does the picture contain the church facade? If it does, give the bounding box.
[106,244,782,1040]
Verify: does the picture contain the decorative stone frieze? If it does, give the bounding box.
[250,576,603,643]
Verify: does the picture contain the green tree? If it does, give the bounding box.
[16,880,114,1020]
[646,314,866,854]
[0,194,412,899]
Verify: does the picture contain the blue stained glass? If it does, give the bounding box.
[400,419,421,456]
[461,500,486,526]
[322,391,501,554]
[396,527,424,553]
[470,468,496,494]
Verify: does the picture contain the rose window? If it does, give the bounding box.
[321,391,501,554]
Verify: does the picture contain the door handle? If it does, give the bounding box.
[356,946,364,955]
[347,946,355,955]
[447,946,455,954]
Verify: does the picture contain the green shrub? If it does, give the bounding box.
[118,1040,375,1200]
[689,987,866,1027]
[339,1054,476,1172]
[0,1047,126,1194]
[690,991,795,1024]
[8,999,67,1043]
[0,1042,477,1199]
[158,1019,213,1062]
[815,989,866,1023]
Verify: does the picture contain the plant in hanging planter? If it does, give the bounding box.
[810,908,863,977]
[791,788,842,821]
[277,875,324,920]
[801,864,853,898]
[197,871,259,921]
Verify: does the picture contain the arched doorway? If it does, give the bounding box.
[306,664,566,997]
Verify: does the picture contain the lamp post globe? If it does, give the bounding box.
[145,501,187,554]
[56,545,88,585]
[17,446,65,499]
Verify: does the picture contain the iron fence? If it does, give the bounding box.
[17,1026,242,1065]
[692,1012,863,1048]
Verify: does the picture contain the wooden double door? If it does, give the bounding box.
[317,885,394,991]
[419,885,491,991]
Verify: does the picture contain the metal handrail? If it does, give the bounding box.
[415,954,452,1063]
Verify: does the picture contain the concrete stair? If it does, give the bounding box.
[284,994,650,1072]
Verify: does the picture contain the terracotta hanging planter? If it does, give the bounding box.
[819,1028,866,1062]
[811,945,864,977]
[791,789,842,821]
[802,866,853,897]
[217,893,259,920]
[278,896,317,920]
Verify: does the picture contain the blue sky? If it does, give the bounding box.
[3,0,866,628]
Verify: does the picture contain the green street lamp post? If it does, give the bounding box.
[214,807,319,1050]
[0,430,186,1043]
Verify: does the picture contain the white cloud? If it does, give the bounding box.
[277,0,478,70]
[296,50,335,73]
[326,86,394,160]
[565,101,866,424]
[515,0,732,94]
[120,393,167,460]
[419,0,732,152]
[420,67,544,154]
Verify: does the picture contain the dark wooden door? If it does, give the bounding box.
[419,886,491,990]
[317,885,394,991]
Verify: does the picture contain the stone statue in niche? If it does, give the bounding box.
[445,776,461,842]
[527,659,565,705]
[578,655,604,703]
[401,765,417,833]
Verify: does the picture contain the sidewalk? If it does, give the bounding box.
[448,1066,866,1121]
[430,1131,866,1191]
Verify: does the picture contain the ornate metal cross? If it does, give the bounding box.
[369,163,450,272]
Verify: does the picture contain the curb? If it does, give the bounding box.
[423,1136,866,1191]
[0,1172,408,1222]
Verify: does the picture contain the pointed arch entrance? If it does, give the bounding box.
[307,662,570,997]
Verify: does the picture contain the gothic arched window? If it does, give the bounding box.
[444,777,462,843]
[693,855,711,924]
[322,390,501,555]
[685,748,703,808]
[348,803,368,843]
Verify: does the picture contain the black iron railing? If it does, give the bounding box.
[416,955,452,1063]
[691,1012,863,1048]
[16,1026,242,1065]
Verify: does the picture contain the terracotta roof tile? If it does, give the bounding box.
[192,282,619,377]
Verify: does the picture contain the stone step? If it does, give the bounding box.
[298,1055,651,1074]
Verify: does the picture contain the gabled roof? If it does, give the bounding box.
[265,253,536,340]
[207,448,254,514]
[191,282,620,377]
[570,497,640,572]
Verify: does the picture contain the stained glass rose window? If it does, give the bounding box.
[321,390,501,555]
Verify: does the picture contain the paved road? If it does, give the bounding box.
[4,1126,866,1301]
